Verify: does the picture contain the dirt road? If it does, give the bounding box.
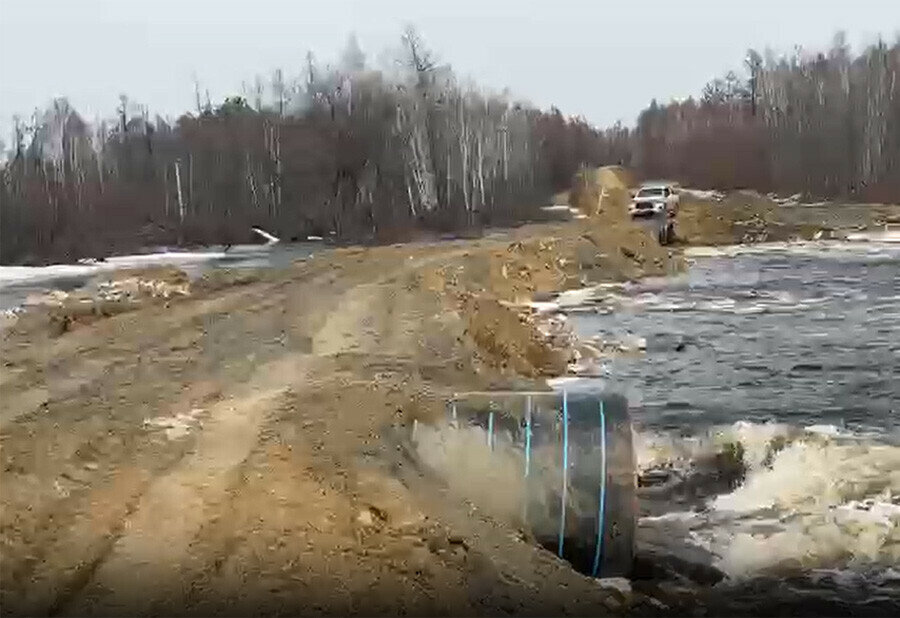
[1,228,664,616]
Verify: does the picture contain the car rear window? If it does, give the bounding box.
[637,187,665,197]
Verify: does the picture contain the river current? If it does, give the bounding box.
[568,241,899,613]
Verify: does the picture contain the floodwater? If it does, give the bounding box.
[568,241,899,614]
[0,242,322,311]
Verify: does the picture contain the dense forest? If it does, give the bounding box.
[1,30,898,264]
[636,33,900,202]
[0,30,628,264]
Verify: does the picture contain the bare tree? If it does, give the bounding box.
[0,28,665,263]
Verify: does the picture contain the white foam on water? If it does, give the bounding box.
[526,301,560,313]
[875,567,900,583]
[805,424,858,439]
[557,287,598,308]
[635,420,795,473]
[601,285,839,317]
[711,439,899,514]
[607,243,900,603]
[639,422,900,581]
[730,305,767,315]
[640,510,700,524]
[557,245,899,587]
[683,241,900,261]
[610,291,844,315]
[698,298,737,312]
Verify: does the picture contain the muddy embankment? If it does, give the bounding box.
[2,167,896,616]
[675,187,900,245]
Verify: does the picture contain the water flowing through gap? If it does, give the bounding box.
[567,242,900,611]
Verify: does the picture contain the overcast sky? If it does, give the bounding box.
[1,0,898,133]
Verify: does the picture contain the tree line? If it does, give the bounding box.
[0,30,626,265]
[1,30,897,265]
[636,33,900,202]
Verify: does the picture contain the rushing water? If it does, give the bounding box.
[568,242,899,613]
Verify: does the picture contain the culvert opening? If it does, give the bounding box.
[411,389,637,579]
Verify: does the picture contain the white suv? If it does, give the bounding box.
[628,183,680,218]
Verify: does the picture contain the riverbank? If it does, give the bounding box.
[2,169,898,616]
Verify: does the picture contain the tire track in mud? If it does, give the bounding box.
[0,283,308,602]
[0,374,256,616]
[0,255,345,427]
[21,255,415,614]
[59,358,308,616]
[160,250,483,614]
[1,270,341,615]
[2,246,486,616]
[0,278,296,426]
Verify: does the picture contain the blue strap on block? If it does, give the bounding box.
[591,399,608,577]
[487,410,494,450]
[524,396,532,478]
